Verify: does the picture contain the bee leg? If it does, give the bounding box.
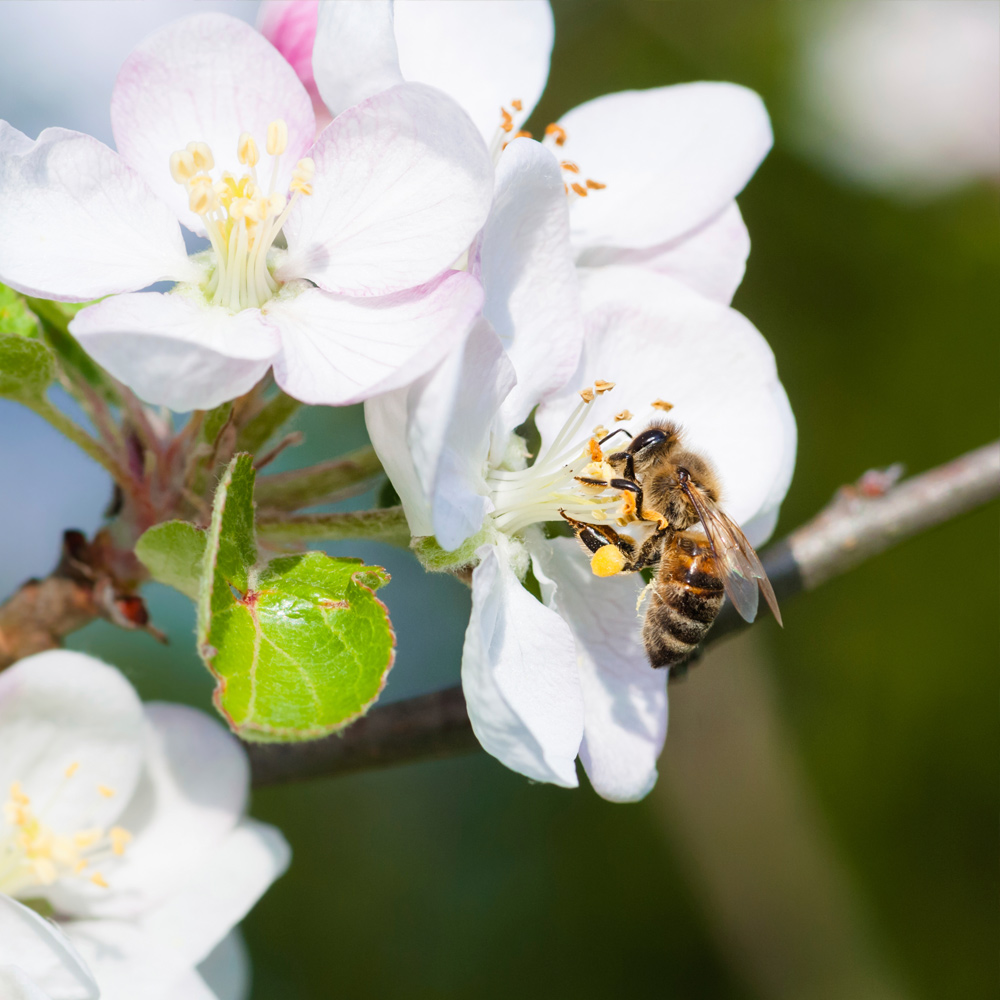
[559,511,639,577]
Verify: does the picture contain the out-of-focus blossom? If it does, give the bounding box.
[0,650,290,1000]
[0,12,492,411]
[261,0,773,306]
[793,0,1000,195]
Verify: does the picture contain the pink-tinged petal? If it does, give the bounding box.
[49,704,250,922]
[312,1,403,115]
[70,293,280,412]
[267,270,482,405]
[280,83,493,296]
[577,201,750,305]
[417,318,515,550]
[364,389,435,537]
[481,138,582,439]
[536,267,795,532]
[393,0,554,141]
[560,83,772,250]
[535,537,667,802]
[0,897,98,1000]
[0,123,196,301]
[0,651,143,836]
[257,1,322,104]
[462,542,583,787]
[136,819,290,967]
[112,12,315,234]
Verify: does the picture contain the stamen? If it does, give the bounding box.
[186,141,214,172]
[266,119,288,157]
[579,388,596,403]
[545,123,567,146]
[237,132,259,168]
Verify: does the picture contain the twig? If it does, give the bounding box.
[247,441,1000,788]
[257,506,411,548]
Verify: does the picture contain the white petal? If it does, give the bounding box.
[424,319,516,551]
[0,651,143,836]
[576,201,750,305]
[560,83,772,250]
[268,271,482,405]
[534,537,667,802]
[535,267,795,529]
[50,704,249,922]
[462,542,583,787]
[0,122,196,301]
[70,292,280,412]
[280,83,492,296]
[64,921,200,1000]
[481,138,582,438]
[364,389,434,536]
[0,896,98,1000]
[136,819,290,968]
[393,0,554,141]
[312,0,403,115]
[257,1,326,106]
[111,12,315,234]
[196,930,250,1000]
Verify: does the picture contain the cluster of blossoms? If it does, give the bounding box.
[0,2,796,990]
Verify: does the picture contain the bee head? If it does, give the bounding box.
[608,420,681,476]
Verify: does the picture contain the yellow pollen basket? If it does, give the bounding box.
[169,119,314,311]
[0,775,131,898]
[591,545,626,577]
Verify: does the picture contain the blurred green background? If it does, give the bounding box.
[3,1,997,997]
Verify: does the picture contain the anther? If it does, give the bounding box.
[64,762,80,779]
[90,872,109,889]
[97,785,115,799]
[110,827,132,857]
[615,410,633,422]
[545,123,567,146]
[579,387,596,403]
[513,130,533,139]
[651,399,674,412]
[169,149,197,184]
[511,99,523,111]
[561,160,580,173]
[586,178,606,190]
[266,119,288,157]
[186,141,214,172]
[237,132,259,168]
[500,108,514,133]
[571,182,588,197]
[594,380,615,394]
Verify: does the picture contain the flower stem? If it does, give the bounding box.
[257,506,411,548]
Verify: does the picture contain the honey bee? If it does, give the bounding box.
[562,420,781,668]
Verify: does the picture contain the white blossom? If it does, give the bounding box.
[0,11,493,411]
[0,651,289,1000]
[261,0,773,305]
[365,150,795,798]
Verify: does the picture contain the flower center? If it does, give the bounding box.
[169,119,315,311]
[486,381,627,536]
[489,102,606,199]
[0,769,131,900]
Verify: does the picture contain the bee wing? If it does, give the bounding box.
[683,486,783,627]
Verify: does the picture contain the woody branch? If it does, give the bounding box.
[246,440,1000,788]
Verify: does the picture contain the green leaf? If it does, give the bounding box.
[135,521,207,601]
[0,285,39,338]
[201,401,234,444]
[197,453,395,741]
[0,333,55,400]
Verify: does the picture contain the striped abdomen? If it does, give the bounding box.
[643,532,724,668]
